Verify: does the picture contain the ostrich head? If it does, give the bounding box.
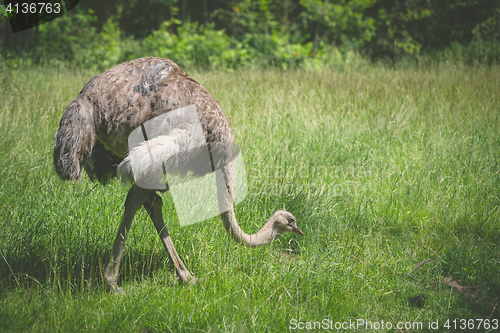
[270,210,304,236]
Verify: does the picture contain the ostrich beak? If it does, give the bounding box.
[291,224,304,236]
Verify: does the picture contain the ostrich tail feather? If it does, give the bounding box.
[53,98,96,181]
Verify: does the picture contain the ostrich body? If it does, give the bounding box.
[53,57,303,292]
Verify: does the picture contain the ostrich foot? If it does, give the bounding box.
[107,282,123,294]
[176,269,198,284]
[105,275,124,294]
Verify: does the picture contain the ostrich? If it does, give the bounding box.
[53,57,303,292]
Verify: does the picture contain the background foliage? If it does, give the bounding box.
[1,0,499,69]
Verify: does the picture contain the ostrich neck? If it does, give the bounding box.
[220,209,277,248]
[216,160,278,247]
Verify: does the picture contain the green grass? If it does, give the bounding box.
[1,61,499,332]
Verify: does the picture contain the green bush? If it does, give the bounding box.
[33,9,99,64]
[429,39,500,65]
[5,3,498,71]
[144,21,321,69]
[144,21,251,68]
[31,9,125,70]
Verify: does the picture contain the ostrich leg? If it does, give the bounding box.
[143,190,197,284]
[105,184,147,292]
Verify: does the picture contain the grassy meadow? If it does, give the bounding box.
[0,60,499,332]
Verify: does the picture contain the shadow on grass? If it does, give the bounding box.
[0,245,180,293]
